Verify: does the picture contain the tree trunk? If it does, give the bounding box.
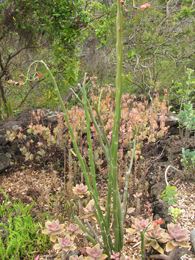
[0,80,9,117]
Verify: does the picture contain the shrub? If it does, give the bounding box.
[181,148,195,174]
[161,185,178,206]
[0,191,50,260]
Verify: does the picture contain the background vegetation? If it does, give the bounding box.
[0,0,194,119]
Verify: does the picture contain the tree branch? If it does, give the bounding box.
[16,78,44,110]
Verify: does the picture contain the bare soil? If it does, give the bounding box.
[0,121,194,259]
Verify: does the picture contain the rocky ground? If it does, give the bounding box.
[0,110,194,259]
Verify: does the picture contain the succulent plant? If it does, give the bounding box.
[86,244,107,259]
[131,217,150,232]
[42,220,64,242]
[111,252,121,260]
[73,184,89,198]
[167,223,188,242]
[67,223,80,233]
[53,236,76,251]
[165,223,190,252]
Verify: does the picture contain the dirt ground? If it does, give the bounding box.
[0,125,195,259]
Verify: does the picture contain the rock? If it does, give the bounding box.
[0,109,62,173]
[150,182,165,199]
[190,228,195,252]
[153,199,171,223]
[0,134,5,145]
[0,153,10,172]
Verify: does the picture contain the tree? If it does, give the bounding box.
[0,0,88,118]
[79,0,195,104]
[123,0,195,98]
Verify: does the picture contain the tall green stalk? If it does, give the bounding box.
[82,80,114,253]
[141,230,146,260]
[110,0,124,251]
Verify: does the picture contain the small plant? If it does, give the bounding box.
[42,220,65,242]
[168,207,182,223]
[42,219,109,259]
[173,69,195,148]
[181,148,195,174]
[130,217,189,257]
[131,217,150,260]
[166,223,189,251]
[171,68,195,107]
[0,191,49,260]
[86,244,107,259]
[161,185,178,206]
[161,185,183,225]
[178,102,195,137]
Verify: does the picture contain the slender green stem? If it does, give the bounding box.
[95,107,110,148]
[82,75,98,197]
[82,80,114,253]
[75,81,112,236]
[74,216,97,245]
[73,82,111,160]
[85,221,103,247]
[82,82,113,239]
[84,98,114,236]
[110,0,124,251]
[87,100,111,162]
[97,89,103,113]
[140,231,145,260]
[122,139,136,222]
[105,163,112,231]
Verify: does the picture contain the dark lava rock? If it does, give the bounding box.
[0,153,10,172]
[152,199,171,223]
[0,109,62,173]
[150,182,166,200]
[0,134,6,145]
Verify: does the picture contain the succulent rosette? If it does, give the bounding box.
[73,184,89,198]
[53,236,76,252]
[145,224,171,254]
[165,223,189,252]
[67,223,80,233]
[86,244,107,260]
[42,220,65,242]
[131,217,150,232]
